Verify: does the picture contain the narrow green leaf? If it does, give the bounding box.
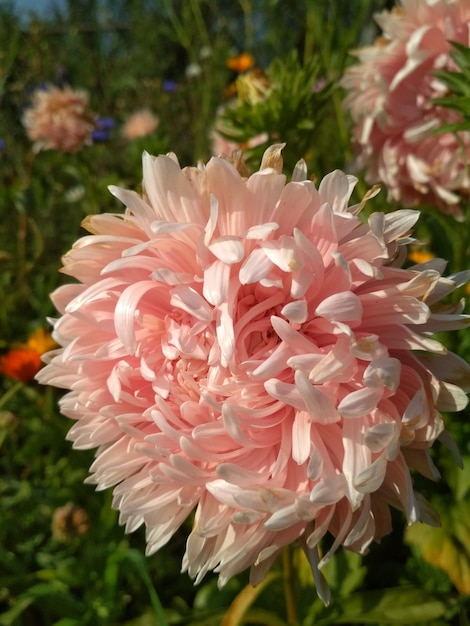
[0,596,34,626]
[122,549,169,626]
[313,586,452,624]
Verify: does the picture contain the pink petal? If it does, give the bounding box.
[295,370,340,424]
[170,285,213,322]
[208,236,245,264]
[338,386,383,418]
[239,248,274,284]
[281,300,308,324]
[292,411,311,464]
[315,291,362,322]
[203,260,230,306]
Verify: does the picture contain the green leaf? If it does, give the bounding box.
[452,456,470,501]
[119,609,160,626]
[312,586,453,625]
[322,549,367,597]
[0,596,34,626]
[120,549,170,626]
[193,576,242,612]
[431,40,470,132]
[0,581,84,625]
[243,608,288,626]
[405,500,470,595]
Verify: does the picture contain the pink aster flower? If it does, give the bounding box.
[23,85,95,153]
[342,0,470,217]
[37,145,470,603]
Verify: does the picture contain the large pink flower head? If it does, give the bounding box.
[342,0,470,217]
[23,85,95,153]
[38,145,470,602]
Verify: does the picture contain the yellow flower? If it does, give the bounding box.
[236,69,270,104]
[25,327,57,354]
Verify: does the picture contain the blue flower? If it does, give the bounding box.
[91,129,110,142]
[96,116,116,130]
[162,80,177,92]
[92,117,116,142]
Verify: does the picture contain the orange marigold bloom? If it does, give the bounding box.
[0,348,42,382]
[226,52,255,73]
[0,328,57,382]
[408,248,435,265]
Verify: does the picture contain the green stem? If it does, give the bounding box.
[16,209,27,295]
[77,156,99,215]
[282,545,298,626]
[238,0,254,51]
[303,2,316,66]
[161,0,191,48]
[190,0,211,50]
[423,205,469,276]
[0,380,24,410]
[455,204,470,275]
[191,0,213,161]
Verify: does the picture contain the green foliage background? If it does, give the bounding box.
[0,1,469,624]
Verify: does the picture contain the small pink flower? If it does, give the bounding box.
[23,85,95,153]
[38,145,470,602]
[121,109,159,140]
[342,0,470,217]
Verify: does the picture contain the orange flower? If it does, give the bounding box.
[408,248,435,265]
[0,328,57,382]
[0,348,42,382]
[226,52,255,73]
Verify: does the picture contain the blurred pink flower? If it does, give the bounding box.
[342,0,470,217]
[38,145,470,602]
[121,109,159,140]
[23,85,95,153]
